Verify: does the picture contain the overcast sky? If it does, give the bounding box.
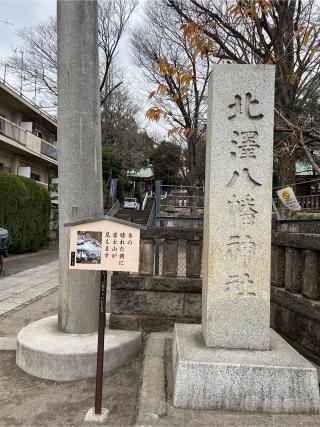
[0,1,56,59]
[0,0,166,138]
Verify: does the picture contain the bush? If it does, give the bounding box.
[0,172,51,253]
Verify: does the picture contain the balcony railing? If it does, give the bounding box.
[0,116,26,145]
[41,139,58,160]
[0,116,57,162]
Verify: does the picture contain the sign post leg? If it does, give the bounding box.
[95,270,107,415]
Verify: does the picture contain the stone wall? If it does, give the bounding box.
[110,230,320,363]
[110,275,202,334]
[271,232,320,364]
[110,227,202,334]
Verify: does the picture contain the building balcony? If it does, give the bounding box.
[0,116,57,163]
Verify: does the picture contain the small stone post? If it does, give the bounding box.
[57,0,103,333]
[139,239,155,275]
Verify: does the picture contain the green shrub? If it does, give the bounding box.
[0,172,51,253]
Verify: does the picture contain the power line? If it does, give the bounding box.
[0,19,14,26]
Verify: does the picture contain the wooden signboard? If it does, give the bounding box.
[65,216,143,417]
[68,218,140,272]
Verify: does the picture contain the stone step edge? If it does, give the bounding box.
[134,332,172,426]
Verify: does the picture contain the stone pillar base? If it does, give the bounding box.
[16,316,141,381]
[172,324,320,413]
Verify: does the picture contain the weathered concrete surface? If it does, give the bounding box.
[134,334,320,426]
[273,232,320,250]
[202,64,275,350]
[285,247,303,293]
[0,261,58,315]
[1,350,141,426]
[110,314,200,336]
[0,289,57,337]
[271,245,285,287]
[0,336,16,351]
[84,407,109,423]
[271,298,320,366]
[302,249,320,300]
[135,333,170,425]
[112,274,202,293]
[172,324,320,413]
[0,288,141,426]
[0,247,58,278]
[111,275,202,333]
[57,0,103,334]
[16,315,142,381]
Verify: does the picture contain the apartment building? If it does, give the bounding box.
[0,81,57,188]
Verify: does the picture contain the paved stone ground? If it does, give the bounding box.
[1,247,58,278]
[0,349,141,427]
[0,260,58,316]
[0,289,58,340]
[135,333,320,427]
[2,257,320,426]
[0,290,142,426]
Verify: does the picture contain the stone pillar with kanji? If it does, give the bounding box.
[172,65,320,414]
[201,65,274,350]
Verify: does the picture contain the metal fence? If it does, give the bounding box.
[155,181,320,233]
[272,199,320,233]
[155,180,204,228]
[297,195,320,212]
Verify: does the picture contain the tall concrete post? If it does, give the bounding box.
[57,0,103,333]
[16,7,142,377]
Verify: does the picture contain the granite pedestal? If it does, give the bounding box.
[16,316,142,381]
[172,324,320,413]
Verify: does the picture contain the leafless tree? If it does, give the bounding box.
[98,0,137,105]
[6,0,137,109]
[101,66,154,172]
[132,0,210,193]
[167,0,320,185]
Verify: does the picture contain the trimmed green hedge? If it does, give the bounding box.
[0,172,51,253]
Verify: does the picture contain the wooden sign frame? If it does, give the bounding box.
[65,216,145,416]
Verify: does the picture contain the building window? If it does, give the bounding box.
[31,172,41,182]
[32,129,42,139]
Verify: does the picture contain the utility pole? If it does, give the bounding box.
[57,0,104,334]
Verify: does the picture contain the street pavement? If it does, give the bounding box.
[0,260,58,316]
[0,247,58,277]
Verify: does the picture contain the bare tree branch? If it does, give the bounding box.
[5,0,137,108]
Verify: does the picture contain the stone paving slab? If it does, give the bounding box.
[135,333,320,426]
[0,350,142,426]
[0,248,58,278]
[0,336,17,350]
[0,261,58,316]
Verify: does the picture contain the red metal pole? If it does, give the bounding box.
[95,270,107,414]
